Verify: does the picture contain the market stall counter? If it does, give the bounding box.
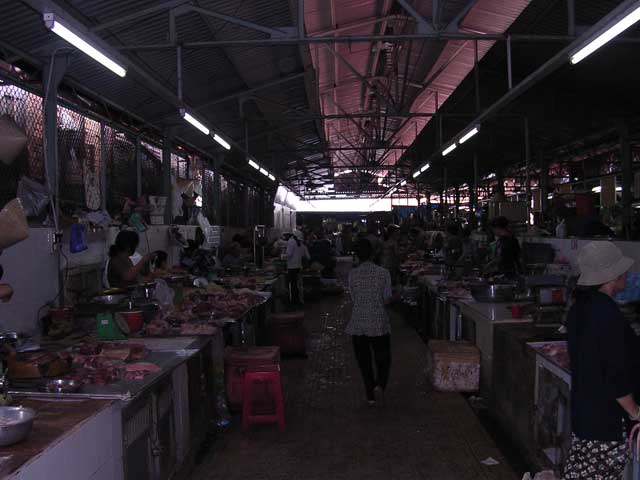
[491,325,565,473]
[2,398,120,480]
[6,335,215,480]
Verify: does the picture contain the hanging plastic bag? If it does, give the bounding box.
[16,176,49,218]
[153,279,175,315]
[69,224,88,253]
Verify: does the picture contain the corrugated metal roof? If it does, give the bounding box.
[0,0,322,186]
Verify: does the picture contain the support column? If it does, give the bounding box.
[100,122,107,211]
[473,152,479,213]
[454,186,460,219]
[163,128,173,224]
[524,117,531,224]
[474,40,480,113]
[620,123,633,239]
[136,136,142,198]
[213,155,222,225]
[538,150,547,216]
[43,54,68,224]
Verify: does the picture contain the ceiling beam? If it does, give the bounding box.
[111,33,640,50]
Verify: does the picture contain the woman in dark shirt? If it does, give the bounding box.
[565,241,639,479]
[485,216,521,276]
[106,231,155,289]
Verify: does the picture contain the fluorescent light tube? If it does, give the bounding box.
[413,170,421,178]
[616,186,622,192]
[248,159,260,170]
[43,14,127,78]
[259,168,269,177]
[592,186,602,193]
[400,180,407,186]
[180,109,210,135]
[421,163,430,173]
[571,5,640,64]
[442,144,457,156]
[213,133,231,150]
[268,173,276,181]
[459,126,479,144]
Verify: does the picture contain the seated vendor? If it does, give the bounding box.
[105,231,156,289]
[222,244,242,269]
[444,224,464,261]
[484,216,522,276]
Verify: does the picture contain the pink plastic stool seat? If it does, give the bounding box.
[242,365,286,432]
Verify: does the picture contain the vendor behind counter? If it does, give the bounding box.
[485,216,522,277]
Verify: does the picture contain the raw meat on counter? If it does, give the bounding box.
[122,362,162,381]
[63,341,158,386]
[178,323,217,335]
[143,289,264,337]
[537,342,570,370]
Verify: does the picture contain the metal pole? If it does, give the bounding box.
[524,117,531,224]
[567,0,576,37]
[136,136,142,198]
[114,32,640,50]
[506,35,513,90]
[176,45,183,100]
[473,152,479,214]
[538,149,547,217]
[100,122,107,211]
[620,122,633,239]
[298,0,305,39]
[43,56,66,226]
[163,128,173,224]
[474,40,480,113]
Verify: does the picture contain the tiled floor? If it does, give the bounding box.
[191,262,517,480]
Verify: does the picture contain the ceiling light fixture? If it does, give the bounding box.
[442,144,457,156]
[213,133,231,150]
[459,126,479,144]
[592,186,602,193]
[413,170,421,178]
[421,163,430,173]
[43,13,127,77]
[180,109,209,135]
[268,173,276,181]
[248,159,260,170]
[571,4,640,64]
[259,168,269,177]
[400,180,407,186]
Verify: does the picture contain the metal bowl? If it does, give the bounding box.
[0,407,36,446]
[470,283,516,303]
[45,379,81,394]
[93,294,127,305]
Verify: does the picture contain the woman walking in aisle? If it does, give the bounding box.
[286,232,310,305]
[347,239,394,407]
[564,241,639,479]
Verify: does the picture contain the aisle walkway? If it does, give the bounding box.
[192,262,517,480]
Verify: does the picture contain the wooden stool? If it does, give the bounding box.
[242,364,286,432]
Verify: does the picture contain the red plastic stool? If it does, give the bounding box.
[242,364,286,432]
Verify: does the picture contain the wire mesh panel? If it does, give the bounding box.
[57,106,102,210]
[0,82,45,207]
[104,127,136,214]
[140,141,163,197]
